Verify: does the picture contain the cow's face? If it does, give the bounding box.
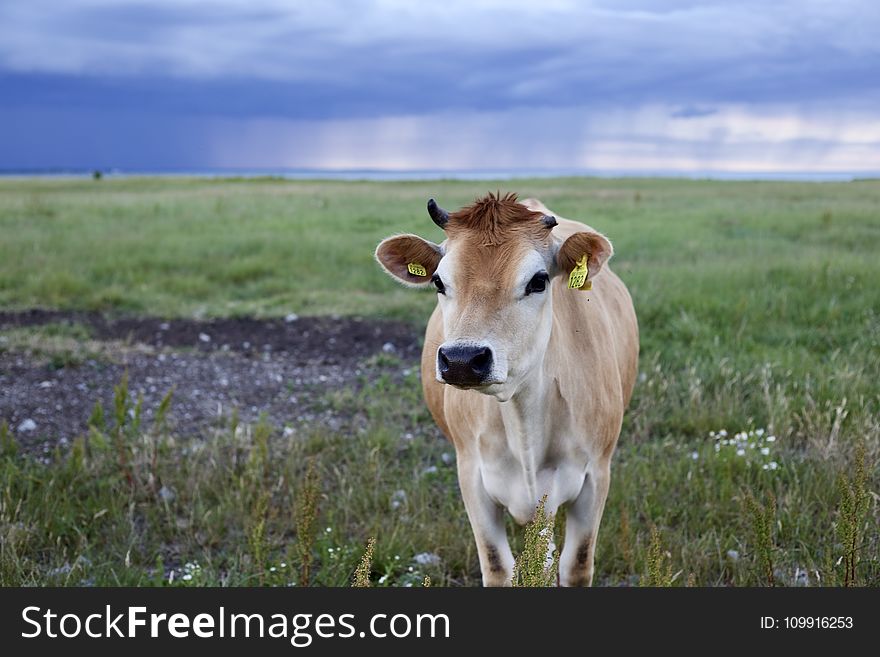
[376,193,611,401]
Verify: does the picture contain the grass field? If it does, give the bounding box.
[1,176,878,586]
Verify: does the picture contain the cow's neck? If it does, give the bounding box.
[497,367,550,503]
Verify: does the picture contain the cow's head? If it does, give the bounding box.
[375,192,612,401]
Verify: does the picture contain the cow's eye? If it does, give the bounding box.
[525,271,549,295]
[432,274,446,295]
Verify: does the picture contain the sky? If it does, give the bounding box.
[1,0,879,173]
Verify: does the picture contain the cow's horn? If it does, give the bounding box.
[427,198,449,229]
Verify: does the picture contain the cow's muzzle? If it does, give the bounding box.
[437,344,494,387]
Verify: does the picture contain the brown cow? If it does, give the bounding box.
[376,193,638,586]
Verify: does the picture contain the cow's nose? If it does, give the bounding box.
[437,345,494,386]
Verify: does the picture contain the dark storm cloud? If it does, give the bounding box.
[4,0,879,117]
[1,1,878,170]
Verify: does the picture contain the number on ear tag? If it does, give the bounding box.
[407,262,427,277]
[567,255,591,290]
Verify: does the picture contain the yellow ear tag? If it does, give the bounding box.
[407,262,427,277]
[567,255,591,290]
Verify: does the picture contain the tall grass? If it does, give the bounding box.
[511,496,558,587]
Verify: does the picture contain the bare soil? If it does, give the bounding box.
[0,310,424,455]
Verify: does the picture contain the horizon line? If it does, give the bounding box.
[1,166,878,183]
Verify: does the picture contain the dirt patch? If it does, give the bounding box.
[1,310,425,455]
[0,309,422,364]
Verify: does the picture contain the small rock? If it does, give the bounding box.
[285,313,299,323]
[794,567,809,587]
[413,552,442,567]
[158,485,176,503]
[382,342,396,353]
[421,466,439,476]
[159,322,170,331]
[47,563,73,577]
[17,418,37,433]
[390,489,407,510]
[441,452,454,465]
[198,333,211,343]
[38,380,54,389]
[283,427,295,438]
[726,549,740,561]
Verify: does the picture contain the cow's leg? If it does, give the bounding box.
[458,459,514,586]
[559,460,611,587]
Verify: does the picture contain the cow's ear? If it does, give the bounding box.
[555,230,613,288]
[375,234,443,287]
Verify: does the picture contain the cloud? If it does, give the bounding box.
[201,103,880,172]
[5,100,877,173]
[671,106,718,119]
[2,0,879,114]
[1,1,878,170]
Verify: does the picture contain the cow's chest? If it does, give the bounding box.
[478,437,590,524]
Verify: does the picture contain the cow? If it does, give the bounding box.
[375,192,639,586]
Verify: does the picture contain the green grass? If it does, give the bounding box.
[1,176,878,586]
